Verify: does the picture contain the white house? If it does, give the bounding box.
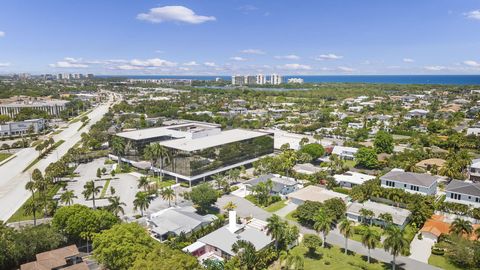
[334,171,376,188]
[331,146,358,160]
[469,159,480,182]
[445,180,480,207]
[380,169,439,195]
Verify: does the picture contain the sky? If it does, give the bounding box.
[0,0,480,75]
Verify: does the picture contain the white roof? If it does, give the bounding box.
[288,185,349,203]
[471,159,480,169]
[332,146,358,155]
[182,241,206,253]
[334,171,376,185]
[160,129,270,152]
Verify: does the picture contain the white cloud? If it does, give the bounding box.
[0,31,5,38]
[403,58,415,63]
[154,50,164,54]
[275,55,300,60]
[277,63,311,70]
[0,62,10,67]
[179,67,190,71]
[463,60,480,67]
[424,65,447,71]
[465,10,480,20]
[240,49,265,55]
[114,65,143,70]
[137,6,216,24]
[183,61,199,66]
[49,57,89,68]
[230,56,247,61]
[129,58,177,67]
[315,53,343,61]
[337,66,355,72]
[204,62,216,67]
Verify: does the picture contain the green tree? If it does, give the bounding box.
[223,201,237,212]
[361,225,381,263]
[107,196,126,217]
[188,183,218,213]
[130,245,201,270]
[450,218,473,236]
[82,180,101,209]
[313,208,333,248]
[383,225,409,270]
[93,223,157,270]
[133,191,152,216]
[24,180,38,225]
[60,190,77,206]
[374,130,394,154]
[303,234,322,256]
[299,143,325,160]
[231,240,258,270]
[339,217,354,254]
[160,187,175,207]
[137,176,150,192]
[266,214,287,251]
[355,147,379,169]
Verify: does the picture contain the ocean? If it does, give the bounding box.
[100,75,480,85]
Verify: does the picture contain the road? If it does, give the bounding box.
[0,99,112,222]
[216,195,441,270]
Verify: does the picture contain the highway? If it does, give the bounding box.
[0,98,112,222]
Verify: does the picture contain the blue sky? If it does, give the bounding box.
[0,0,480,75]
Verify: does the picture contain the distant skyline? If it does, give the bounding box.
[0,0,480,75]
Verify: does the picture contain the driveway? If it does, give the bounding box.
[274,201,297,217]
[409,233,435,263]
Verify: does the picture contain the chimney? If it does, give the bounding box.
[228,211,237,233]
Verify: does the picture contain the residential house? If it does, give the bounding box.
[288,185,349,205]
[405,109,429,120]
[182,211,273,262]
[469,159,480,182]
[380,169,439,195]
[445,180,480,207]
[20,245,87,270]
[244,174,300,196]
[331,146,358,160]
[334,171,376,188]
[149,206,217,241]
[346,200,411,228]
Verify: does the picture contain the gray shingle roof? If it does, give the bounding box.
[149,206,217,236]
[347,201,411,226]
[446,180,480,197]
[244,174,298,193]
[380,169,438,187]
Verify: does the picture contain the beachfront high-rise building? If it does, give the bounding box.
[288,78,304,84]
[270,74,283,85]
[231,75,245,86]
[245,75,257,85]
[256,74,266,85]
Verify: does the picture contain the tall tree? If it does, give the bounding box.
[231,240,258,270]
[266,214,287,251]
[383,225,409,270]
[24,180,37,225]
[361,225,381,263]
[339,217,354,254]
[450,218,473,236]
[313,208,333,248]
[137,176,150,192]
[133,192,152,216]
[60,190,77,206]
[160,187,175,207]
[82,180,101,209]
[107,196,126,217]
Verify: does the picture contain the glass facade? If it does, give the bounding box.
[162,134,274,177]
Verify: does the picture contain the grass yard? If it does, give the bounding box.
[428,255,464,270]
[149,177,176,189]
[0,152,13,163]
[350,225,384,248]
[265,200,288,212]
[23,140,65,172]
[344,159,357,168]
[285,244,387,270]
[285,210,298,222]
[8,184,61,223]
[100,179,111,198]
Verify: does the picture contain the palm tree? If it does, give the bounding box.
[313,208,333,248]
[60,190,77,206]
[111,136,125,163]
[23,199,38,225]
[82,180,101,209]
[144,143,170,180]
[160,187,175,207]
[133,191,152,216]
[378,213,393,228]
[339,217,354,254]
[450,218,473,236]
[359,208,374,225]
[223,201,237,212]
[266,214,286,251]
[361,225,381,263]
[107,196,126,217]
[137,176,150,192]
[24,180,37,225]
[231,240,258,270]
[475,226,480,240]
[383,225,409,270]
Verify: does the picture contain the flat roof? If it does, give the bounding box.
[288,185,349,203]
[347,200,411,226]
[160,129,270,152]
[115,122,220,141]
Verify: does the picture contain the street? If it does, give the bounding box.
[0,100,112,222]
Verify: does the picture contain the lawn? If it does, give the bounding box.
[285,210,298,222]
[8,184,61,223]
[284,244,387,270]
[265,200,288,212]
[0,152,13,163]
[23,140,65,172]
[350,225,384,248]
[149,177,176,189]
[344,160,357,168]
[428,255,464,270]
[100,179,111,198]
